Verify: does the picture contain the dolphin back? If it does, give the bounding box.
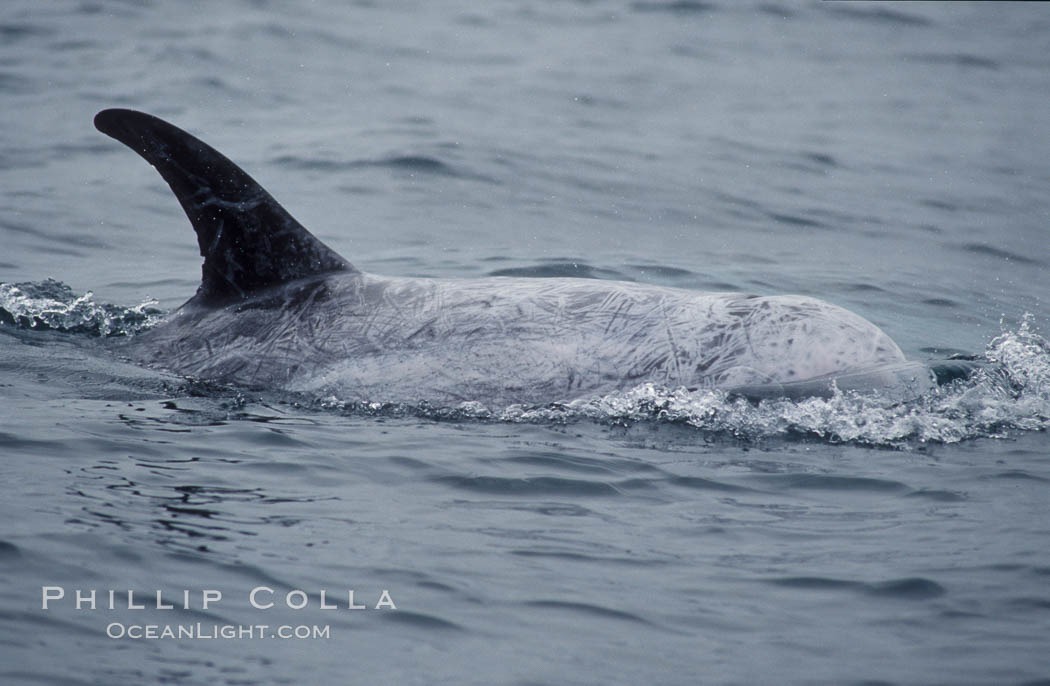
[94,109,353,305]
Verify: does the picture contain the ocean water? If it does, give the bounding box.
[1,1,1049,684]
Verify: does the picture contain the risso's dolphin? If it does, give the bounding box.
[94,109,964,407]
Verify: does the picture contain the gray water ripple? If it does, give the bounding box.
[750,474,910,493]
[523,599,657,627]
[490,451,662,475]
[767,576,946,600]
[451,500,603,519]
[822,5,935,28]
[630,1,715,15]
[0,21,55,41]
[905,52,1001,71]
[867,578,946,600]
[983,470,1048,483]
[431,475,622,497]
[271,153,497,183]
[487,262,633,281]
[379,609,464,632]
[510,549,670,567]
[668,475,756,493]
[903,488,967,503]
[623,263,696,279]
[960,243,1045,267]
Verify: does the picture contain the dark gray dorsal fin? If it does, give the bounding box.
[94,108,354,305]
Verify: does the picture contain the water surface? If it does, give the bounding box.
[1,2,1049,684]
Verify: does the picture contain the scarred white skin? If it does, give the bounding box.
[118,270,923,407]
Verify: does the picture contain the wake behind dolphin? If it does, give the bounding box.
[93,109,962,408]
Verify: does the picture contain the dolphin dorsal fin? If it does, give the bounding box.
[94,108,354,305]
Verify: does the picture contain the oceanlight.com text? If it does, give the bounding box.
[106,622,331,640]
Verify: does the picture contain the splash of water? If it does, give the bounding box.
[0,279,163,336]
